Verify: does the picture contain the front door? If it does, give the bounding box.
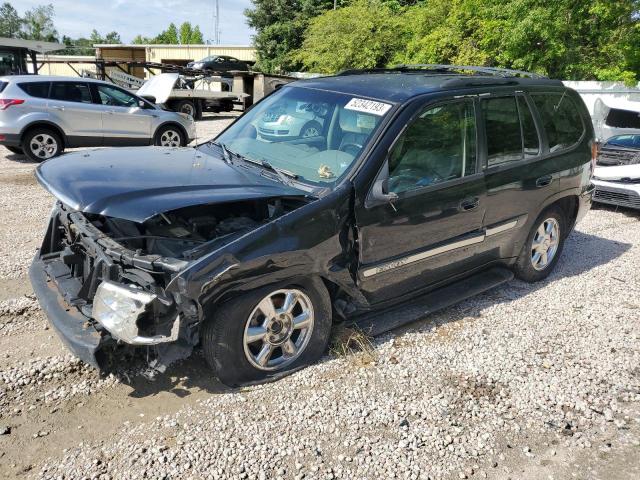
[355,98,489,304]
[48,81,103,146]
[92,83,153,145]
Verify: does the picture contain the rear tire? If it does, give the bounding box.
[22,128,63,162]
[154,125,186,147]
[202,277,332,387]
[174,100,196,119]
[5,146,23,155]
[514,206,566,283]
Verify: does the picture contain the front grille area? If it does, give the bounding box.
[594,187,640,209]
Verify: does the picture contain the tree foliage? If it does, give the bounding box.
[0,2,22,38]
[20,3,58,42]
[293,0,640,82]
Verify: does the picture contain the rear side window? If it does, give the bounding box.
[531,93,585,152]
[18,82,50,98]
[605,108,640,129]
[50,82,92,104]
[0,81,7,93]
[482,96,540,166]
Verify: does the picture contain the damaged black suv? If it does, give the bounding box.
[30,65,595,386]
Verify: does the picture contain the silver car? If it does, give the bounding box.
[0,75,196,161]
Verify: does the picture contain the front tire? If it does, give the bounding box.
[22,128,63,162]
[514,206,566,282]
[202,278,332,387]
[154,125,186,147]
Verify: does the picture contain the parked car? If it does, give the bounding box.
[256,99,329,141]
[30,66,595,387]
[593,134,640,209]
[0,75,196,161]
[186,55,249,74]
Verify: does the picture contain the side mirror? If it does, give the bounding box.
[366,161,399,208]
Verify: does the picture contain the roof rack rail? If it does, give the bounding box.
[337,64,547,79]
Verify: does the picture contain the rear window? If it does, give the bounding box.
[531,93,585,152]
[50,82,92,104]
[605,108,640,129]
[0,81,7,93]
[18,82,50,99]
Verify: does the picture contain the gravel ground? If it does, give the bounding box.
[0,113,639,480]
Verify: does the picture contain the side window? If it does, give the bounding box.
[482,96,524,166]
[50,82,92,104]
[531,93,585,152]
[388,100,476,194]
[96,85,138,108]
[18,82,50,98]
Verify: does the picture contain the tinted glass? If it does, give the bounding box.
[97,84,138,107]
[483,97,523,165]
[605,134,640,149]
[605,108,640,129]
[50,82,92,103]
[388,100,477,193]
[18,82,50,98]
[518,96,540,158]
[0,81,7,93]
[532,93,585,152]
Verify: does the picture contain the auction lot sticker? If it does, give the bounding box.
[345,98,392,116]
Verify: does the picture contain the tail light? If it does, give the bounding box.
[0,99,25,110]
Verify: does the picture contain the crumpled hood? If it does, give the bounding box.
[594,163,640,181]
[35,146,304,223]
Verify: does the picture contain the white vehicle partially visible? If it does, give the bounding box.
[0,75,195,162]
[256,100,329,141]
[593,134,640,210]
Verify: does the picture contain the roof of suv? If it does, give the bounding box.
[292,68,564,103]
[0,75,109,84]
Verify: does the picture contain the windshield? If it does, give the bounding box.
[206,86,392,188]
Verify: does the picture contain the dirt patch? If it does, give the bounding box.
[0,171,37,186]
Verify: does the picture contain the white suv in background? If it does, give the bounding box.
[0,75,196,162]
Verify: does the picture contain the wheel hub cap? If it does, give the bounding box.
[243,289,314,371]
[30,134,57,159]
[531,217,560,271]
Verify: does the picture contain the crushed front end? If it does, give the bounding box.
[29,202,195,368]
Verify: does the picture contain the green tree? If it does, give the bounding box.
[156,23,179,44]
[245,0,335,73]
[20,3,58,41]
[297,0,410,73]
[132,34,153,44]
[179,22,193,44]
[191,25,204,44]
[0,2,22,38]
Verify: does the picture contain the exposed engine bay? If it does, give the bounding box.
[86,197,307,261]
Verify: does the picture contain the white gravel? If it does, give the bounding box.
[0,113,638,480]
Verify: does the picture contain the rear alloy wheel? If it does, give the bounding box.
[514,206,566,282]
[22,128,63,162]
[155,125,185,147]
[202,278,332,387]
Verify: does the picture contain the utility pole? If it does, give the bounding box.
[213,0,221,44]
[334,0,337,9]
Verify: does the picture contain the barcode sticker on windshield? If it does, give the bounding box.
[344,98,392,116]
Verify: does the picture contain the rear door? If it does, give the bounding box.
[48,81,103,146]
[92,83,153,145]
[480,90,586,260]
[355,97,488,304]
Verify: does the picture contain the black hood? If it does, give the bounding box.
[36,147,305,223]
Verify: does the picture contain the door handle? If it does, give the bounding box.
[459,197,480,211]
[536,175,553,188]
[106,110,116,115]
[51,105,64,111]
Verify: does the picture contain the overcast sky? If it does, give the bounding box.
[15,0,255,44]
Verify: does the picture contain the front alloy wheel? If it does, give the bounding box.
[243,289,314,371]
[159,129,182,147]
[201,278,332,387]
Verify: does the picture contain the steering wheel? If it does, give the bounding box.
[339,143,362,156]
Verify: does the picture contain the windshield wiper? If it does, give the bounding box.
[256,159,299,186]
[210,140,232,164]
